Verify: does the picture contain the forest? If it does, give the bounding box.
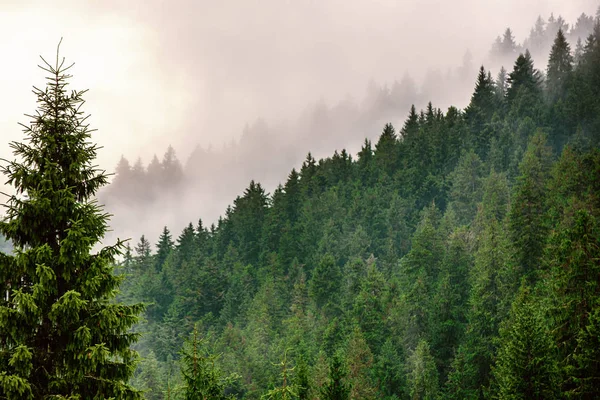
[112,11,600,400]
[1,7,600,400]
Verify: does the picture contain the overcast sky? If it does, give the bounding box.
[1,0,597,174]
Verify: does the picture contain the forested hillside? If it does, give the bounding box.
[100,9,599,247]
[109,12,600,399]
[2,4,600,400]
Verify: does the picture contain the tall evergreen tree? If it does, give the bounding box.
[489,285,559,400]
[155,227,174,272]
[546,28,574,103]
[180,326,234,400]
[508,131,552,284]
[321,354,351,400]
[374,123,398,176]
[400,105,419,140]
[0,44,143,398]
[546,148,600,398]
[507,50,543,112]
[465,66,497,155]
[407,340,439,400]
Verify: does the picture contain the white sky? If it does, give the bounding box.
[0,0,597,173]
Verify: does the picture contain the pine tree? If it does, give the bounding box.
[546,29,573,103]
[155,226,174,271]
[132,350,165,400]
[548,202,600,398]
[180,326,235,400]
[345,327,377,400]
[293,352,310,400]
[495,67,508,104]
[321,354,351,400]
[508,131,552,284]
[308,253,342,312]
[374,123,398,176]
[501,28,517,57]
[400,105,419,140]
[574,37,584,65]
[262,351,299,400]
[465,66,497,154]
[0,42,143,398]
[489,285,559,400]
[447,150,485,225]
[407,340,439,400]
[373,338,406,399]
[507,50,543,104]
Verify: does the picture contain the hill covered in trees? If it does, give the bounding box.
[114,12,600,400]
[100,9,599,247]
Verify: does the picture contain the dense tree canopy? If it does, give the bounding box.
[111,19,600,400]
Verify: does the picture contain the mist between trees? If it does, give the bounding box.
[99,9,599,247]
[1,5,600,400]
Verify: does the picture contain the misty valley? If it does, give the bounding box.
[1,4,600,400]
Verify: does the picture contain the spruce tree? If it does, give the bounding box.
[546,28,573,103]
[489,285,559,400]
[507,50,543,105]
[465,66,497,153]
[508,131,552,284]
[400,105,419,140]
[180,326,234,400]
[0,43,143,398]
[374,123,398,176]
[407,340,439,400]
[321,354,350,400]
[155,226,174,271]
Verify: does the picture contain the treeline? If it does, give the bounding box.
[490,10,598,66]
[116,17,600,400]
[101,9,599,241]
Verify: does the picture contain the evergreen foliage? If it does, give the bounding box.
[6,9,600,400]
[112,21,600,396]
[0,42,143,399]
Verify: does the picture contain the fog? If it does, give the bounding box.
[0,0,597,245]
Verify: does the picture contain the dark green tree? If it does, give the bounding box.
[465,66,497,156]
[507,50,543,119]
[0,43,143,399]
[155,226,174,272]
[546,28,573,103]
[374,123,398,176]
[447,150,485,225]
[321,354,351,400]
[262,351,299,400]
[508,131,552,284]
[400,105,419,140]
[309,253,342,312]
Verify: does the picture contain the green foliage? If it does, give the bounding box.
[261,351,299,400]
[407,340,439,400]
[309,253,342,313]
[0,43,143,399]
[101,15,600,399]
[489,285,559,399]
[508,131,553,283]
[547,29,574,103]
[447,150,485,225]
[321,354,351,400]
[180,326,235,400]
